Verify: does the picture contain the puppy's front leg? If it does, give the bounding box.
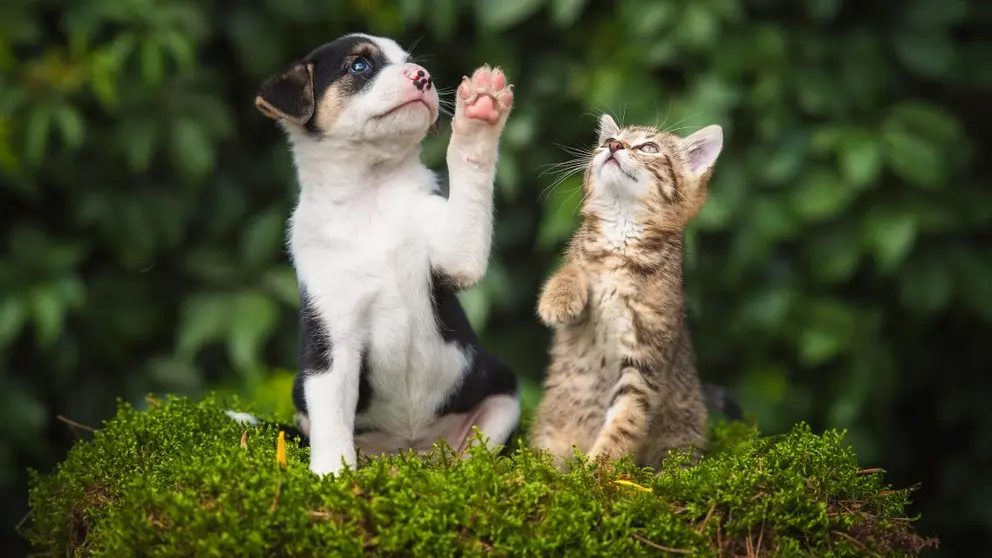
[429,65,514,290]
[304,345,361,476]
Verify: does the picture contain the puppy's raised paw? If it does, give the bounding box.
[452,65,514,135]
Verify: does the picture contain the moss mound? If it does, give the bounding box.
[23,395,937,556]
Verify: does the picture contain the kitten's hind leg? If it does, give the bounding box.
[588,361,654,462]
[530,424,582,472]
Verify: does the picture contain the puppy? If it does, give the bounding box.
[228,33,520,476]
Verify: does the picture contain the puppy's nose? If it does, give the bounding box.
[403,64,433,91]
[608,140,624,154]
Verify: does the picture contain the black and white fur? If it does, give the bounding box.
[229,34,520,476]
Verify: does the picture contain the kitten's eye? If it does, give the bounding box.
[348,57,371,73]
[637,143,660,153]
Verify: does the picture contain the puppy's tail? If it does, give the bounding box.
[225,410,310,447]
[701,383,744,421]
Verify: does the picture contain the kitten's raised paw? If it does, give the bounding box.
[453,65,514,133]
[538,280,587,327]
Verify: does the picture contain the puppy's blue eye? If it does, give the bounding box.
[348,58,371,73]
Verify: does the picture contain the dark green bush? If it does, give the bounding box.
[24,395,937,557]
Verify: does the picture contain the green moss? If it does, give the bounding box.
[23,395,937,557]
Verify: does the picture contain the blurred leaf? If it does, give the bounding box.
[227,291,278,376]
[262,267,299,308]
[882,127,943,189]
[139,39,165,86]
[170,118,214,177]
[476,0,544,32]
[27,286,63,348]
[740,287,794,332]
[798,300,858,366]
[177,293,231,358]
[120,116,159,172]
[399,0,425,24]
[807,226,861,284]
[888,101,962,144]
[241,208,285,270]
[892,32,955,79]
[0,298,25,349]
[695,185,732,230]
[52,104,84,150]
[537,177,582,250]
[24,106,51,165]
[790,169,853,222]
[862,209,918,273]
[159,29,196,73]
[620,2,673,38]
[678,3,718,47]
[550,0,588,28]
[739,364,789,408]
[89,48,121,109]
[497,153,521,202]
[427,0,458,39]
[837,131,882,189]
[750,196,801,242]
[761,133,807,186]
[457,287,491,332]
[147,355,202,392]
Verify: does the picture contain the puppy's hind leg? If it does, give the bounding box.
[457,393,522,455]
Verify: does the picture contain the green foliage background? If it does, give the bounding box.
[1,0,988,555]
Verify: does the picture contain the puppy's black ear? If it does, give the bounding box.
[255,62,315,126]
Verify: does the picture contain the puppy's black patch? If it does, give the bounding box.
[256,34,393,135]
[298,286,331,373]
[293,284,374,430]
[429,273,519,415]
[255,63,315,125]
[292,286,330,423]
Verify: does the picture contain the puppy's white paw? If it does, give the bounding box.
[224,410,260,426]
[452,65,514,138]
[308,445,356,477]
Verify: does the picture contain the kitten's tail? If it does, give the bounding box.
[224,410,310,447]
[701,384,744,421]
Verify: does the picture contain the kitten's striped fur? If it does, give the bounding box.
[530,114,723,470]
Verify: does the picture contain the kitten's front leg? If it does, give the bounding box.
[588,361,655,462]
[429,65,514,290]
[537,262,589,326]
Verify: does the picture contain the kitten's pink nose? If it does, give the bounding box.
[608,140,625,154]
[402,64,433,92]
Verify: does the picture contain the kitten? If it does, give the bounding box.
[529,114,724,470]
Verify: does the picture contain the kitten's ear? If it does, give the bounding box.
[255,62,316,126]
[597,114,620,144]
[681,125,723,175]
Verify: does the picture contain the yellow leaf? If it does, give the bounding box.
[276,430,287,467]
[613,479,652,493]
